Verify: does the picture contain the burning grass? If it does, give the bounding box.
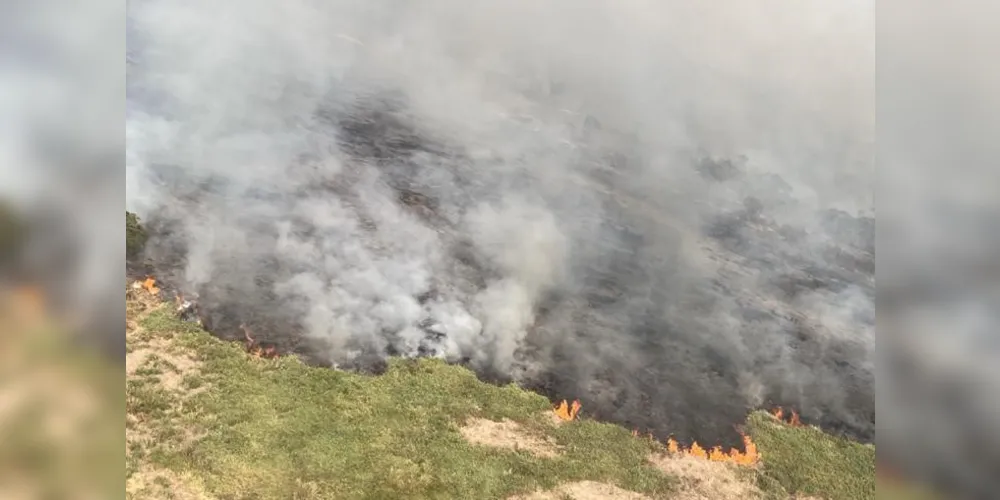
[125,287,876,499]
[240,323,279,359]
[125,292,678,499]
[662,433,759,467]
[745,411,875,500]
[553,399,582,422]
[564,399,761,468]
[770,407,803,427]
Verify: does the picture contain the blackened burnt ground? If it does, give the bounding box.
[136,102,874,451]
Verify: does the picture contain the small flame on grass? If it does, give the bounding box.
[550,397,760,466]
[249,345,278,358]
[553,399,582,421]
[771,407,802,427]
[664,434,759,466]
[240,323,278,359]
[142,277,160,295]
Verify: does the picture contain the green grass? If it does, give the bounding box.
[128,306,677,499]
[747,411,875,500]
[127,211,149,259]
[127,298,877,500]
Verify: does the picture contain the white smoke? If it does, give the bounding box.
[126,0,874,448]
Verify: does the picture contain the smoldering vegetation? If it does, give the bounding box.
[126,0,874,448]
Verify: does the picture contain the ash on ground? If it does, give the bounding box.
[136,99,874,450]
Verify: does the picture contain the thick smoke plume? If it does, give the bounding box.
[126,0,874,447]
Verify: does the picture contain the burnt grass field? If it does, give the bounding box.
[127,114,874,451]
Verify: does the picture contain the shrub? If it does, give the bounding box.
[126,211,148,259]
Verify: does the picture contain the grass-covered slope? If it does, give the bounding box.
[125,286,877,500]
[123,214,876,500]
[126,294,677,499]
[746,412,875,499]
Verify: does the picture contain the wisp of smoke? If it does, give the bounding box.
[126,0,874,448]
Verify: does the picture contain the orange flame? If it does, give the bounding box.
[553,399,582,421]
[249,345,276,358]
[688,441,708,459]
[142,277,160,295]
[247,344,278,359]
[548,396,761,466]
[663,433,759,466]
[771,407,803,427]
[239,323,278,359]
[667,437,679,454]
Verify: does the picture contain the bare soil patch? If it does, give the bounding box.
[509,480,651,500]
[126,466,214,500]
[460,417,562,458]
[127,337,201,392]
[649,453,763,500]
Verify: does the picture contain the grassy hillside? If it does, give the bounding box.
[125,283,876,500]
[746,412,874,499]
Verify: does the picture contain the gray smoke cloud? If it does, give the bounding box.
[878,0,1000,496]
[126,0,874,447]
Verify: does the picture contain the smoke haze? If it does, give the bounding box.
[878,1,1000,496]
[126,0,874,448]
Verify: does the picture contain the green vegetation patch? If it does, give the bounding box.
[129,301,879,500]
[747,411,875,500]
[130,306,676,500]
[126,211,149,259]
